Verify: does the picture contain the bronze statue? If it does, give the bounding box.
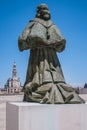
[18,4,85,104]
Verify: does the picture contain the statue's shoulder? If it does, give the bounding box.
[29,18,54,28]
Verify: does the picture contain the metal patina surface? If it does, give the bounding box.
[18,4,85,104]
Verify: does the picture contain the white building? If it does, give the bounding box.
[5,62,22,94]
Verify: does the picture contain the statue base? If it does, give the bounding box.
[6,102,87,130]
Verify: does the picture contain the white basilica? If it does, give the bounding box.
[5,62,22,94]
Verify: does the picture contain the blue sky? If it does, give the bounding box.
[0,0,87,87]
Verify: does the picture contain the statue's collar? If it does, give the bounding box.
[30,18,54,28]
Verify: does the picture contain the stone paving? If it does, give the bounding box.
[0,94,87,130]
[0,102,6,130]
[0,94,23,130]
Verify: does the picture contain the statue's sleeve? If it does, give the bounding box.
[55,25,66,52]
[18,22,34,51]
[48,25,66,52]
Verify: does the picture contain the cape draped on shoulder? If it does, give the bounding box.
[18,18,66,52]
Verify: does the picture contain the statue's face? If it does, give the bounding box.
[40,8,50,20]
[36,5,51,21]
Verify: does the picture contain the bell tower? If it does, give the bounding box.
[12,61,17,78]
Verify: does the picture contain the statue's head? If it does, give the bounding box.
[36,4,51,21]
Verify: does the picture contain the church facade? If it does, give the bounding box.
[5,62,22,94]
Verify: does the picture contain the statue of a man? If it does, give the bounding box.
[18,4,85,104]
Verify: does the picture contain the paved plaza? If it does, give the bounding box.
[0,95,23,130]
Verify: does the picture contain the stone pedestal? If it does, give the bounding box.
[6,102,87,130]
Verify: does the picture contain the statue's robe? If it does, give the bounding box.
[18,18,85,104]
